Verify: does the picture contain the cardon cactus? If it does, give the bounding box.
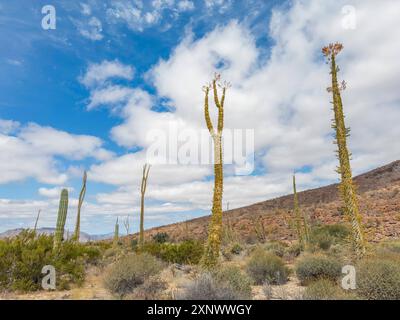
[73,171,87,241]
[54,189,69,250]
[113,217,119,247]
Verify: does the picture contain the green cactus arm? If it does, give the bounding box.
[54,189,69,250]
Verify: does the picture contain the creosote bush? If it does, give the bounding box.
[356,257,400,300]
[264,241,287,258]
[246,248,289,285]
[140,240,203,265]
[286,242,303,259]
[104,253,164,297]
[0,230,100,292]
[309,224,351,251]
[213,265,253,299]
[126,276,167,300]
[178,266,252,300]
[295,254,342,285]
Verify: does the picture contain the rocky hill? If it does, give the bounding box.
[140,160,400,243]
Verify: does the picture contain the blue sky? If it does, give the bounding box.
[1,0,399,235]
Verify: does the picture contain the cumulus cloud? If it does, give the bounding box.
[78,16,104,41]
[0,120,112,185]
[80,60,135,88]
[0,119,20,134]
[38,187,75,198]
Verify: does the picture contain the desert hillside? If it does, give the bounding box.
[141,160,400,243]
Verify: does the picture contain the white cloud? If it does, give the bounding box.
[81,3,92,16]
[19,123,113,161]
[106,0,194,31]
[88,85,135,110]
[0,119,20,134]
[89,152,210,186]
[80,60,134,88]
[204,0,231,12]
[0,121,112,185]
[78,16,104,41]
[38,187,75,198]
[177,0,194,11]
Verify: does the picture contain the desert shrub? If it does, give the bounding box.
[213,265,253,299]
[295,254,342,285]
[356,257,400,300]
[376,240,400,256]
[230,243,243,255]
[104,253,163,297]
[103,247,119,259]
[302,279,352,300]
[178,272,250,300]
[309,224,351,251]
[287,242,302,259]
[126,276,167,300]
[152,232,169,244]
[140,240,203,265]
[246,248,289,285]
[0,230,100,292]
[221,248,233,261]
[264,241,287,257]
[130,238,138,249]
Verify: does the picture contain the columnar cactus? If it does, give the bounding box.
[113,217,119,247]
[323,43,366,258]
[73,171,87,242]
[139,164,150,246]
[201,74,230,267]
[54,189,69,250]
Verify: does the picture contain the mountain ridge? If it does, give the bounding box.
[139,160,400,243]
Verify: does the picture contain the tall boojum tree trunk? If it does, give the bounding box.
[201,74,230,267]
[73,171,87,242]
[323,43,366,258]
[139,164,150,247]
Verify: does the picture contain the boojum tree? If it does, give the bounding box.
[33,209,41,234]
[73,171,87,242]
[201,74,230,267]
[322,43,366,258]
[292,174,309,248]
[139,164,151,247]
